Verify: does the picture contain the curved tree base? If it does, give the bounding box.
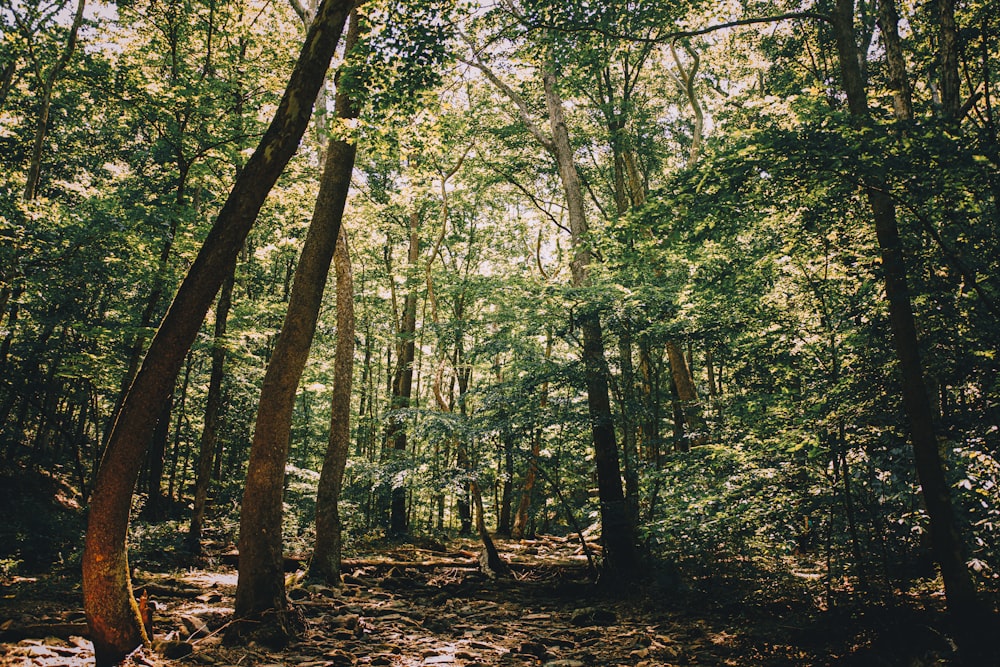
[223,608,304,650]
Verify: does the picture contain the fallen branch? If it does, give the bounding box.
[0,622,90,641]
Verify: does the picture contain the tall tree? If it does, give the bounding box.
[386,209,422,536]
[82,1,353,661]
[830,0,985,642]
[308,226,356,583]
[233,7,360,635]
[309,10,362,585]
[467,35,639,577]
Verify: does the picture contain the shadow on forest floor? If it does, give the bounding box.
[0,535,965,667]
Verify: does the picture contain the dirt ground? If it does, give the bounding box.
[0,536,965,667]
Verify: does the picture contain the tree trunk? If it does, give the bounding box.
[497,430,514,536]
[143,394,172,521]
[309,225,356,584]
[0,60,16,111]
[542,65,638,579]
[832,0,983,636]
[470,38,638,577]
[512,333,550,539]
[82,2,353,662]
[637,336,661,463]
[617,327,641,524]
[187,271,234,554]
[309,13,361,581]
[233,13,359,632]
[937,0,961,119]
[665,340,704,448]
[23,0,85,201]
[387,211,420,536]
[472,479,508,577]
[456,366,473,535]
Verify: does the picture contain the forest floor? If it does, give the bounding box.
[0,534,966,667]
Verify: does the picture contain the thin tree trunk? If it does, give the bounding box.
[187,271,235,553]
[637,336,661,463]
[665,340,704,448]
[166,353,193,504]
[143,393,172,521]
[497,430,514,536]
[233,10,359,632]
[617,326,640,524]
[833,0,984,638]
[937,0,961,119]
[309,13,361,581]
[456,365,473,535]
[82,2,353,661]
[0,60,16,111]
[23,0,85,201]
[309,223,356,584]
[387,211,420,536]
[540,63,638,579]
[512,333,551,539]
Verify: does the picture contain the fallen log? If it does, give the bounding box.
[0,622,90,641]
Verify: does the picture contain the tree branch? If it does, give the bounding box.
[528,12,832,45]
[458,46,556,154]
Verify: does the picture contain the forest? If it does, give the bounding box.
[1,0,999,664]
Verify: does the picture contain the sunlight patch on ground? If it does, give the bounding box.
[179,571,238,588]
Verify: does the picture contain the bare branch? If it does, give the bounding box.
[458,41,556,153]
[529,11,832,45]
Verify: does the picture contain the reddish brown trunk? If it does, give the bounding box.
[234,12,360,627]
[82,2,353,661]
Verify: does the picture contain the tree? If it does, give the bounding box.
[466,18,639,576]
[829,0,984,637]
[308,225,356,584]
[21,0,86,201]
[233,8,360,637]
[307,9,361,587]
[82,0,353,661]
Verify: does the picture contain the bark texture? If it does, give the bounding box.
[82,2,353,662]
[234,9,359,627]
[309,13,361,582]
[309,226,355,584]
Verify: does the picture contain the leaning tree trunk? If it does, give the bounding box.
[233,15,360,634]
[81,2,353,663]
[832,0,982,637]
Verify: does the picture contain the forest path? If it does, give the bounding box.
[0,536,954,666]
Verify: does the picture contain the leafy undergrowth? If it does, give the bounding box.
[0,536,964,667]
